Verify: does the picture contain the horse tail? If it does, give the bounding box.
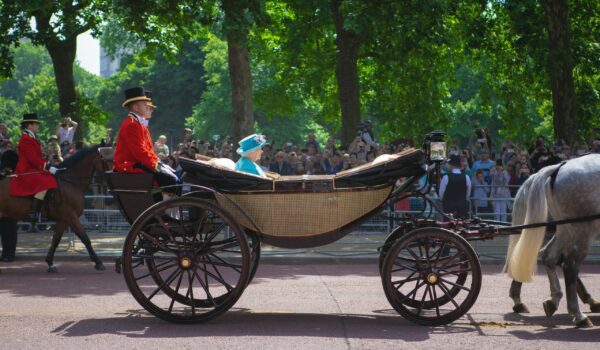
[502,174,533,274]
[507,166,554,282]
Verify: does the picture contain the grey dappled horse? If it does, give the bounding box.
[504,155,600,327]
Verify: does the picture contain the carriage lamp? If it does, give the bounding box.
[428,131,447,162]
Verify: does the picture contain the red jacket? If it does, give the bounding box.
[113,113,159,173]
[9,132,57,196]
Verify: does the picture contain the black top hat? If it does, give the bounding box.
[22,113,41,123]
[145,90,157,109]
[122,86,152,108]
[448,154,461,167]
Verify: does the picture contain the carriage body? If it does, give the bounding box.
[106,133,483,327]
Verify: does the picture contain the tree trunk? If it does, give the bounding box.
[331,0,362,146]
[46,37,81,142]
[543,0,577,145]
[223,0,254,143]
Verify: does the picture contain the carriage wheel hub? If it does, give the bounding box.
[179,256,193,270]
[426,273,438,284]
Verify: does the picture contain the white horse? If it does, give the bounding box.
[504,155,600,327]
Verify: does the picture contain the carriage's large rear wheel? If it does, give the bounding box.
[381,228,481,326]
[122,197,251,323]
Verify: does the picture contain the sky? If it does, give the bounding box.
[76,31,100,76]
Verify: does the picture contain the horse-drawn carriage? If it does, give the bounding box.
[103,131,499,326]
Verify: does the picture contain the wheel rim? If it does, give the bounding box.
[382,228,481,326]
[123,198,250,323]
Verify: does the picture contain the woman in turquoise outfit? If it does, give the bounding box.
[235,134,267,177]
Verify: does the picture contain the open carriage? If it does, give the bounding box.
[106,132,488,326]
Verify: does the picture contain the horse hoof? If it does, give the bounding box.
[95,263,106,271]
[576,317,594,328]
[513,303,530,313]
[47,266,58,273]
[543,300,557,317]
[589,302,600,313]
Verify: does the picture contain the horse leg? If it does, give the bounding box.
[509,280,530,313]
[576,277,600,313]
[539,237,562,317]
[563,255,593,327]
[69,217,105,271]
[46,221,68,273]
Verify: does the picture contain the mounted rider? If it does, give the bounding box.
[113,87,178,193]
[9,113,58,219]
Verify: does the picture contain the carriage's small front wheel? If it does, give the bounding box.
[122,197,251,323]
[381,228,481,326]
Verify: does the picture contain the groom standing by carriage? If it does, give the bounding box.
[113,87,178,192]
[9,113,58,220]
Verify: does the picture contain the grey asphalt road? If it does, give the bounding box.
[1,260,599,350]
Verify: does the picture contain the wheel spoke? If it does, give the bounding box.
[187,270,196,316]
[439,278,471,292]
[193,267,217,307]
[139,230,176,254]
[438,268,471,277]
[154,215,182,250]
[196,264,235,292]
[431,241,447,265]
[392,261,419,273]
[398,279,425,304]
[135,262,179,281]
[168,270,185,313]
[437,251,462,271]
[438,281,461,309]
[431,284,441,317]
[195,223,227,253]
[416,284,430,316]
[147,268,182,301]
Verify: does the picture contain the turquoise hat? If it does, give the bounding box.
[236,134,267,155]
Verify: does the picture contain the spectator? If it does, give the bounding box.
[329,154,343,174]
[44,135,61,161]
[56,117,78,146]
[269,151,294,175]
[471,169,490,216]
[360,120,378,151]
[490,159,511,222]
[325,136,337,155]
[0,122,10,152]
[305,132,321,153]
[153,135,169,160]
[471,148,494,183]
[515,163,531,188]
[439,154,471,219]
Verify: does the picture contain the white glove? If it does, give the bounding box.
[49,167,58,175]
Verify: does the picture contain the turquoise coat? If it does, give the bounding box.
[235,156,266,177]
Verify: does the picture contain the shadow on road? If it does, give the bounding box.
[51,308,476,341]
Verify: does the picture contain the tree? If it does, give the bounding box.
[0,0,108,142]
[111,0,266,142]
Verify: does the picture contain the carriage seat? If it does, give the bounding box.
[179,148,426,193]
[104,171,158,224]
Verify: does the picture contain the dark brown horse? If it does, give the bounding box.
[0,145,112,272]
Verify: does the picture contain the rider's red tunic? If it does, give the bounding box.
[9,132,57,196]
[113,113,159,173]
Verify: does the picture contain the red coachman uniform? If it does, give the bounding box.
[9,132,57,196]
[113,113,159,173]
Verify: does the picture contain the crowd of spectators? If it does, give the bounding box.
[2,117,600,219]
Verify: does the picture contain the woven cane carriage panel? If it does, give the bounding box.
[216,186,392,237]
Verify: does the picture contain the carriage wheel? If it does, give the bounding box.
[381,227,481,326]
[122,197,251,323]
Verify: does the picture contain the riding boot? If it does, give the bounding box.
[26,198,43,221]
